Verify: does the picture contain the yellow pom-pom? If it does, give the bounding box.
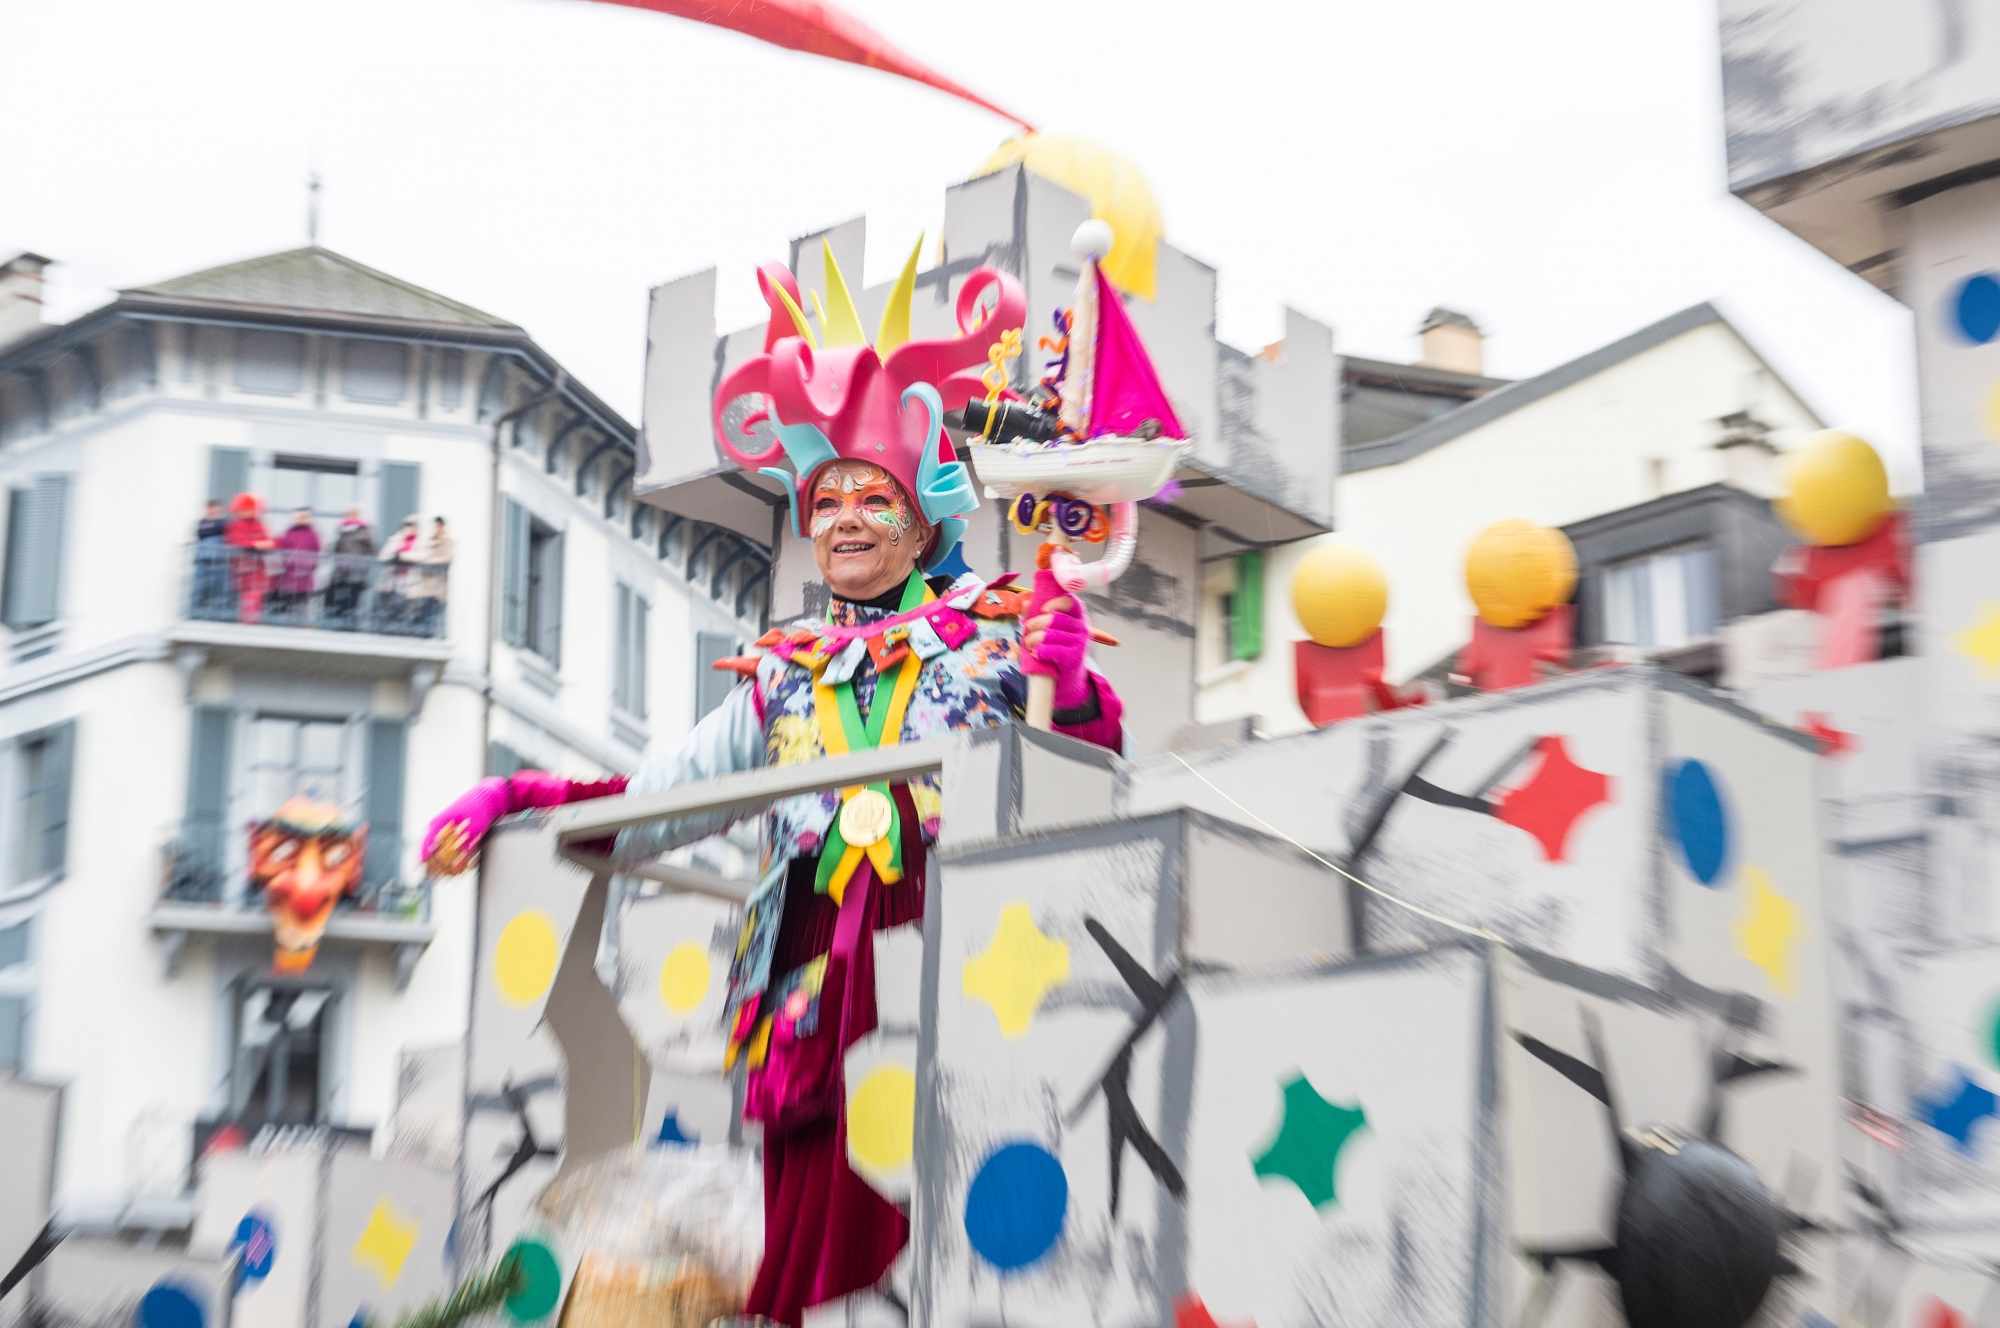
[1465,520,1576,629]
[1292,543,1388,648]
[1775,429,1892,547]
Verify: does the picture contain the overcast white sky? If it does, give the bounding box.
[2,0,1922,488]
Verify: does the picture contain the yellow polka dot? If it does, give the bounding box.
[1984,380,2000,445]
[847,1065,916,1173]
[493,911,559,1006]
[659,943,712,1014]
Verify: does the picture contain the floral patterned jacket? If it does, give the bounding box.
[611,572,1124,1048]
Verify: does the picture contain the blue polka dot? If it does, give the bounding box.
[964,1142,1067,1271]
[1956,275,2000,344]
[233,1211,277,1285]
[139,1283,205,1328]
[1665,759,1730,886]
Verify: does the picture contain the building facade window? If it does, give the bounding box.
[269,455,361,524]
[229,984,333,1124]
[1602,544,1720,650]
[234,330,306,396]
[2,474,69,633]
[695,632,739,722]
[501,498,564,665]
[15,722,74,885]
[341,340,408,405]
[246,715,347,817]
[614,584,649,719]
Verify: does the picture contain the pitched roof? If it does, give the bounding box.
[123,247,518,330]
[1344,303,1759,474]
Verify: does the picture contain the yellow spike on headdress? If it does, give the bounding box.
[817,240,868,348]
[875,235,923,355]
[769,279,818,349]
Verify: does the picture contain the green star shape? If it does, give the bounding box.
[1251,1072,1369,1209]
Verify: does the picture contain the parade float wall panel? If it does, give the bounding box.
[1657,686,1844,1227]
[37,1238,225,1328]
[316,1152,456,1328]
[935,723,1121,853]
[1918,528,2000,956]
[1179,948,1492,1328]
[1119,668,1667,982]
[1501,948,1843,1328]
[1897,943,2000,1239]
[912,807,1360,1326]
[1904,186,2000,541]
[1764,667,1921,1110]
[0,1076,59,1294]
[190,1148,322,1328]
[462,818,646,1266]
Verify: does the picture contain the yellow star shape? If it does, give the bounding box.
[1954,603,2000,680]
[1732,866,1800,999]
[352,1196,419,1289]
[961,903,1070,1039]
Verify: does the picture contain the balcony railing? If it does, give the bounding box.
[186,543,448,639]
[159,819,429,922]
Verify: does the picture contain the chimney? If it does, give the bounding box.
[1418,307,1484,376]
[1714,410,1780,497]
[0,254,51,350]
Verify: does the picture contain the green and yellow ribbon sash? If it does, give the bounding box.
[812,572,931,903]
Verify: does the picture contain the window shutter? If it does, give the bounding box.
[207,447,251,503]
[380,461,421,535]
[487,742,525,779]
[1230,552,1265,661]
[695,631,737,721]
[185,706,233,880]
[500,498,529,647]
[633,595,649,719]
[613,584,632,712]
[364,718,407,889]
[3,475,68,630]
[537,532,564,666]
[38,720,73,879]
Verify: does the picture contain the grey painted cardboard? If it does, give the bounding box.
[37,1237,224,1328]
[939,724,1122,854]
[541,866,646,1179]
[318,1151,454,1328]
[1501,948,1841,1328]
[1906,184,2000,541]
[190,1146,322,1328]
[0,1076,58,1293]
[1180,948,1490,1328]
[614,888,738,1074]
[1898,944,2000,1233]
[1659,687,1844,1230]
[1121,668,1659,980]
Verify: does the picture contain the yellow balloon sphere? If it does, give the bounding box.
[1465,520,1577,629]
[1775,429,1892,547]
[1291,543,1388,648]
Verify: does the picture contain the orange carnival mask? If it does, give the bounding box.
[248,796,368,974]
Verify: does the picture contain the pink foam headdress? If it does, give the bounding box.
[712,247,1026,570]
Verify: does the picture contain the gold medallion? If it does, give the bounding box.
[839,787,894,848]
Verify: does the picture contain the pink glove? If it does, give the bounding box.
[421,770,629,875]
[1022,568,1096,709]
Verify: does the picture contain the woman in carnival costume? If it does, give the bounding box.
[420,256,1125,1326]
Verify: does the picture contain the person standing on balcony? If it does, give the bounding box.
[418,262,1125,1326]
[411,515,453,636]
[224,493,275,624]
[274,507,321,625]
[379,514,422,632]
[326,507,375,626]
[193,499,228,618]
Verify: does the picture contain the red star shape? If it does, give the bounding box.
[1175,1293,1257,1328]
[1491,735,1613,863]
[1797,711,1856,758]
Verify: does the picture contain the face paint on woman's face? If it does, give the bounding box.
[810,467,914,544]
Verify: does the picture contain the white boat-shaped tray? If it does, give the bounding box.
[969,435,1191,505]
